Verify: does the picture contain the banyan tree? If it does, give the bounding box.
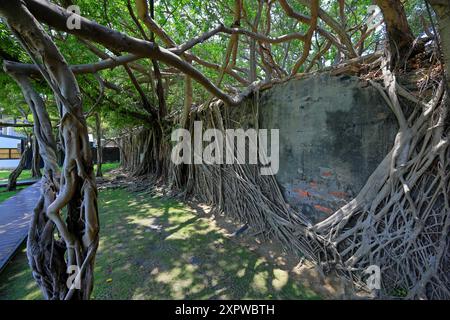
[0,0,449,299]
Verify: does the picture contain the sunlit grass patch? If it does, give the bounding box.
[0,246,40,300]
[0,170,33,184]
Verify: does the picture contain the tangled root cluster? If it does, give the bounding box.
[120,53,449,299]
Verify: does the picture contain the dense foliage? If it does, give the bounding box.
[0,0,430,136]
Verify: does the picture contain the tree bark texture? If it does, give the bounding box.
[0,0,99,300]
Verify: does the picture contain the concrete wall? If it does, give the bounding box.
[91,147,120,163]
[253,73,397,222]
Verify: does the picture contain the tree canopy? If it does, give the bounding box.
[0,0,431,135]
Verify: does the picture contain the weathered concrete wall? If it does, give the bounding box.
[251,73,398,222]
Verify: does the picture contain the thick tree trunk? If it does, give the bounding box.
[94,113,103,178]
[1,1,99,300]
[375,0,415,66]
[6,141,30,191]
[8,73,68,299]
[31,134,42,178]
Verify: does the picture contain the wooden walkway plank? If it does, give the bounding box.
[0,181,41,273]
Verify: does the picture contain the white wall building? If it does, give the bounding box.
[0,134,24,169]
[0,115,28,169]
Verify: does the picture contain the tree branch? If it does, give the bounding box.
[23,0,246,105]
[0,122,34,128]
[3,54,145,75]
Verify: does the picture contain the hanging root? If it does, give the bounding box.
[187,102,331,266]
[179,59,450,299]
[314,58,450,298]
[27,177,68,300]
[118,53,449,299]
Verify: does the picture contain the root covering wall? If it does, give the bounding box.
[122,73,398,223]
[120,69,450,299]
[227,73,398,222]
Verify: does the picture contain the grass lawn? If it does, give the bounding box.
[0,162,120,183]
[0,162,120,205]
[0,170,33,184]
[0,168,37,204]
[0,188,321,300]
[95,162,121,177]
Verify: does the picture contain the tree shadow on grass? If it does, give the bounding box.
[92,188,320,300]
[0,188,322,300]
[0,245,41,300]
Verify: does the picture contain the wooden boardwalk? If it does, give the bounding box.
[0,181,41,273]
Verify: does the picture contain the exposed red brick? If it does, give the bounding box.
[294,188,310,198]
[321,171,333,177]
[314,204,333,214]
[329,191,347,198]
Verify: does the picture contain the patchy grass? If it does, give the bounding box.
[0,162,119,206]
[0,162,119,184]
[0,170,33,184]
[95,162,121,178]
[0,188,320,300]
[0,245,41,300]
